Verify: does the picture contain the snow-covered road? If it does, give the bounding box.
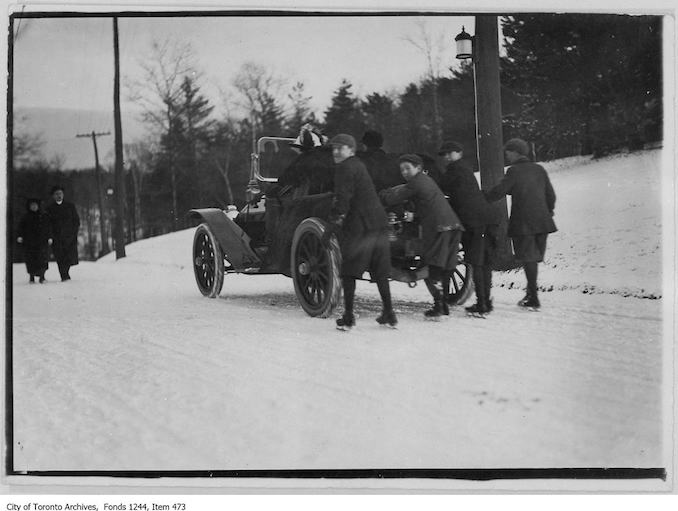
[11,259,663,472]
[7,150,670,482]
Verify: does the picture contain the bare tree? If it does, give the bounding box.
[403,20,446,148]
[128,38,198,230]
[12,115,46,169]
[123,140,154,240]
[232,61,287,139]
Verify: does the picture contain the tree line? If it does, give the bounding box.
[11,13,662,260]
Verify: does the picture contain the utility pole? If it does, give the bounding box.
[113,17,126,259]
[474,15,515,270]
[76,130,111,256]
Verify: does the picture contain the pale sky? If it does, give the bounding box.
[12,13,476,120]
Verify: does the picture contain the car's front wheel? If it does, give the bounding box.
[290,218,342,317]
[193,223,225,298]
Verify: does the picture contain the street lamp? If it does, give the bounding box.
[455,26,473,60]
[453,17,516,270]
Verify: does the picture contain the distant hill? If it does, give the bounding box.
[13,106,147,170]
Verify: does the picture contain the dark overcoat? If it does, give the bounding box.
[332,155,389,277]
[46,200,80,265]
[18,209,52,274]
[485,157,557,237]
[379,172,464,267]
[278,146,335,195]
[357,148,404,192]
[439,159,497,228]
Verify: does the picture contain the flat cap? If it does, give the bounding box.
[329,133,357,150]
[504,138,530,156]
[438,141,464,155]
[398,153,424,166]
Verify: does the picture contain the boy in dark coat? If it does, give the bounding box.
[328,133,397,330]
[379,154,465,319]
[46,185,80,281]
[438,141,499,315]
[357,130,404,192]
[17,198,53,283]
[485,138,557,310]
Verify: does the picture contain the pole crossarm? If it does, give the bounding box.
[76,131,111,139]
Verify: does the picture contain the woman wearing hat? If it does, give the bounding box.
[379,153,465,319]
[17,198,52,283]
[485,138,557,310]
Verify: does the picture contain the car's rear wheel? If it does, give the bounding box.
[291,218,342,317]
[193,223,225,298]
[447,249,474,306]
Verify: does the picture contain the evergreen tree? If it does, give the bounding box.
[176,76,216,210]
[323,79,364,138]
[501,14,662,159]
[259,91,285,135]
[287,81,317,135]
[361,92,396,149]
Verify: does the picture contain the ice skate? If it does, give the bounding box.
[465,302,488,318]
[518,296,540,312]
[336,314,355,332]
[424,301,447,321]
[376,309,398,329]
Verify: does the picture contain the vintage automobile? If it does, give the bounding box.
[189,136,473,318]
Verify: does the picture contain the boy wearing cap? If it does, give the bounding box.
[438,141,498,315]
[328,133,397,330]
[485,138,557,310]
[379,153,465,319]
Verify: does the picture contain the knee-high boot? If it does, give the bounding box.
[483,265,493,310]
[472,264,486,306]
[342,277,356,318]
[524,262,538,299]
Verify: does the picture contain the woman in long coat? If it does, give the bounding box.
[379,154,464,319]
[17,198,52,283]
[46,185,80,281]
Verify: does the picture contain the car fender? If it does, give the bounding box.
[188,208,261,270]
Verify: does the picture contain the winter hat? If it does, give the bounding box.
[398,153,424,167]
[362,130,384,148]
[290,123,323,151]
[329,134,357,151]
[25,198,41,210]
[504,138,530,156]
[438,140,463,155]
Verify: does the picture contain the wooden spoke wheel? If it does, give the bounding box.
[447,249,474,306]
[193,223,225,298]
[291,218,342,317]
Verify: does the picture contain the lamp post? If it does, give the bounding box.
[455,16,515,270]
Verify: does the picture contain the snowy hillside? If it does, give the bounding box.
[9,149,670,490]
